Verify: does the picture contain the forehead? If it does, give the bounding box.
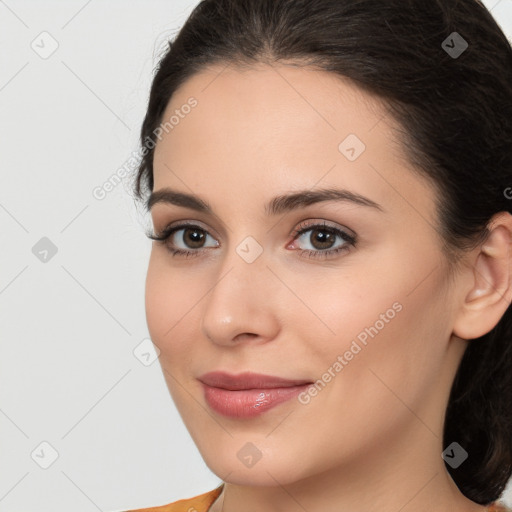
[155,63,389,171]
[151,63,436,222]
[162,62,388,145]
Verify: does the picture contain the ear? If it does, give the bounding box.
[452,211,512,340]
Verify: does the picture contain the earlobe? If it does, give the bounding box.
[452,212,512,340]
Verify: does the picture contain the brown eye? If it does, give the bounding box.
[147,223,219,257]
[179,227,207,249]
[290,221,356,260]
[305,227,338,250]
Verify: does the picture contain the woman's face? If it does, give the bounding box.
[146,63,467,487]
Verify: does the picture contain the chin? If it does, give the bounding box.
[198,440,311,487]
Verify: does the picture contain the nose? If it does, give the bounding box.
[200,247,281,347]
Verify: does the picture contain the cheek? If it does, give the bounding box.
[144,252,198,353]
[145,255,169,340]
[336,300,447,456]
[300,282,406,393]
[301,253,450,405]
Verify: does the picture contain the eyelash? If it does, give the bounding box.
[147,221,357,260]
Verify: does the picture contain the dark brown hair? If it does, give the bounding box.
[132,0,512,505]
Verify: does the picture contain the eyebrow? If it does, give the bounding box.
[146,187,384,216]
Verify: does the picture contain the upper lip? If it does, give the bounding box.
[198,371,313,390]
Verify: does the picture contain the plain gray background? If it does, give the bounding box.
[0,1,511,511]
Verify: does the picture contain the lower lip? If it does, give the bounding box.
[201,383,311,418]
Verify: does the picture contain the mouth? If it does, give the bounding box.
[198,371,314,418]
[198,371,313,390]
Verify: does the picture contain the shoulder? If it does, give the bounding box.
[121,484,224,512]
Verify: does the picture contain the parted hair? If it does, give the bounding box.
[133,0,512,505]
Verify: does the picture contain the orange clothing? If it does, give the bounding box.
[491,504,512,512]
[124,484,224,512]
[124,484,512,512]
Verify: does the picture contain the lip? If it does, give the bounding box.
[198,371,313,418]
[198,371,312,390]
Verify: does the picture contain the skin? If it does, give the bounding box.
[145,62,512,512]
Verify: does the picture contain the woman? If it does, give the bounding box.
[125,0,512,510]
